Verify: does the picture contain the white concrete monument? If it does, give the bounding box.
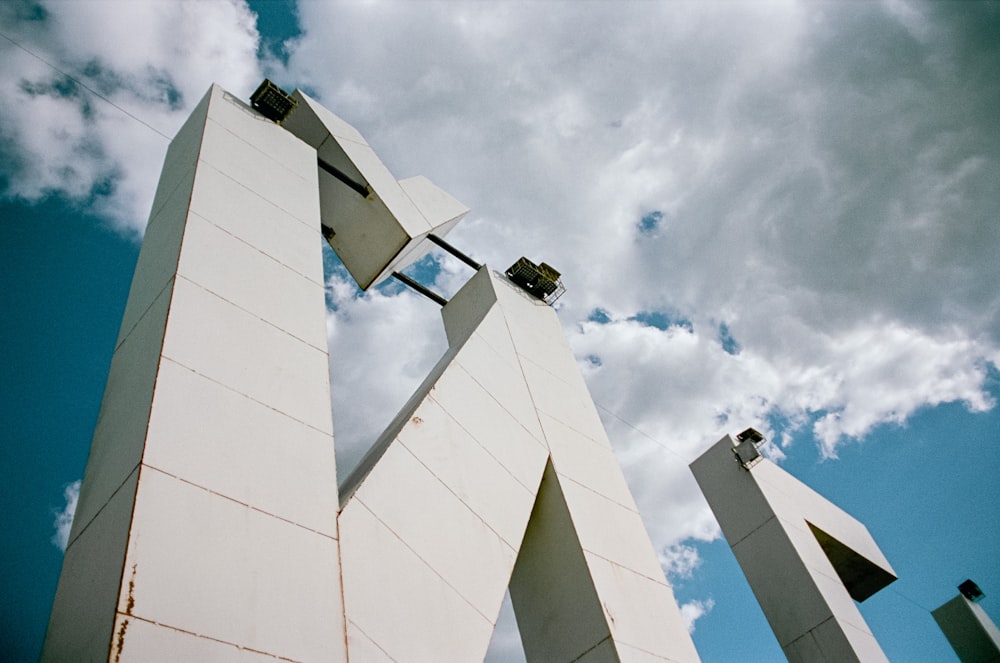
[932,580,1000,662]
[690,433,897,663]
[43,83,700,662]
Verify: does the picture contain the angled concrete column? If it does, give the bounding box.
[338,267,700,663]
[690,436,897,663]
[45,81,698,663]
[42,85,345,662]
[282,89,468,290]
[932,583,1000,663]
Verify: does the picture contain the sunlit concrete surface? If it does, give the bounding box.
[933,591,1000,662]
[282,90,468,289]
[44,83,699,662]
[690,435,897,663]
[339,267,700,662]
[42,85,345,662]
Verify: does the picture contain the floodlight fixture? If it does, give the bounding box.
[505,257,566,305]
[733,427,765,470]
[250,79,297,123]
[959,579,985,602]
[736,427,765,444]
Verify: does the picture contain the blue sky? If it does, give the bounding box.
[2,1,999,661]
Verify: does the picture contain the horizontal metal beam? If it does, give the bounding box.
[428,234,481,270]
[318,158,370,198]
[391,271,448,306]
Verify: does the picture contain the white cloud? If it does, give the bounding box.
[51,479,81,552]
[659,543,704,581]
[680,598,716,635]
[6,0,998,653]
[325,265,448,480]
[0,0,263,235]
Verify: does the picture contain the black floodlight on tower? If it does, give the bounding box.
[505,257,566,305]
[733,427,765,469]
[959,579,985,603]
[250,79,298,123]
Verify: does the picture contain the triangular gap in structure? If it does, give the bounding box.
[319,241,451,487]
[806,521,897,602]
[485,460,617,663]
[484,591,526,663]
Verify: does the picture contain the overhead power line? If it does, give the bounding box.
[595,401,692,463]
[0,28,710,472]
[0,29,171,140]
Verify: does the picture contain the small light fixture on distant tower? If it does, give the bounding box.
[250,79,297,123]
[959,579,985,603]
[733,427,765,469]
[505,257,566,304]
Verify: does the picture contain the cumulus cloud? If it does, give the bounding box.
[6,1,998,657]
[659,543,704,580]
[0,0,263,234]
[278,0,998,541]
[680,598,716,634]
[324,258,449,480]
[51,479,80,552]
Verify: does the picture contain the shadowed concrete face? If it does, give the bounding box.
[282,90,468,289]
[509,461,614,662]
[690,435,896,663]
[932,590,1000,663]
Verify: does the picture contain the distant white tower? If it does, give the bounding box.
[43,82,700,662]
[932,580,1000,663]
[690,432,897,663]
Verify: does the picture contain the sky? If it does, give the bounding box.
[1,0,998,661]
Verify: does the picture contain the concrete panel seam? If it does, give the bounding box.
[456,330,517,372]
[113,277,175,353]
[496,310,559,456]
[350,499,498,623]
[204,116,314,189]
[64,463,141,552]
[156,355,335,438]
[141,464,338,541]
[335,518,349,662]
[516,355,610,447]
[538,411,615,455]
[449,361,548,450]
[196,156,319,231]
[424,392,541,494]
[557,470,641,516]
[782,615,836,652]
[395,438,527,548]
[516,351,579,388]
[146,163,196,223]
[610,637,683,662]
[465,327,518,368]
[346,619,399,662]
[539,409,612,450]
[581,547,672,589]
[186,208,324,286]
[727,513,780,548]
[106,463,149,662]
[319,131,368,151]
[568,634,615,663]
[115,612,302,662]
[173,273,328,353]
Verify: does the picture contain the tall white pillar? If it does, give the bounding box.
[42,85,345,662]
[690,435,897,663]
